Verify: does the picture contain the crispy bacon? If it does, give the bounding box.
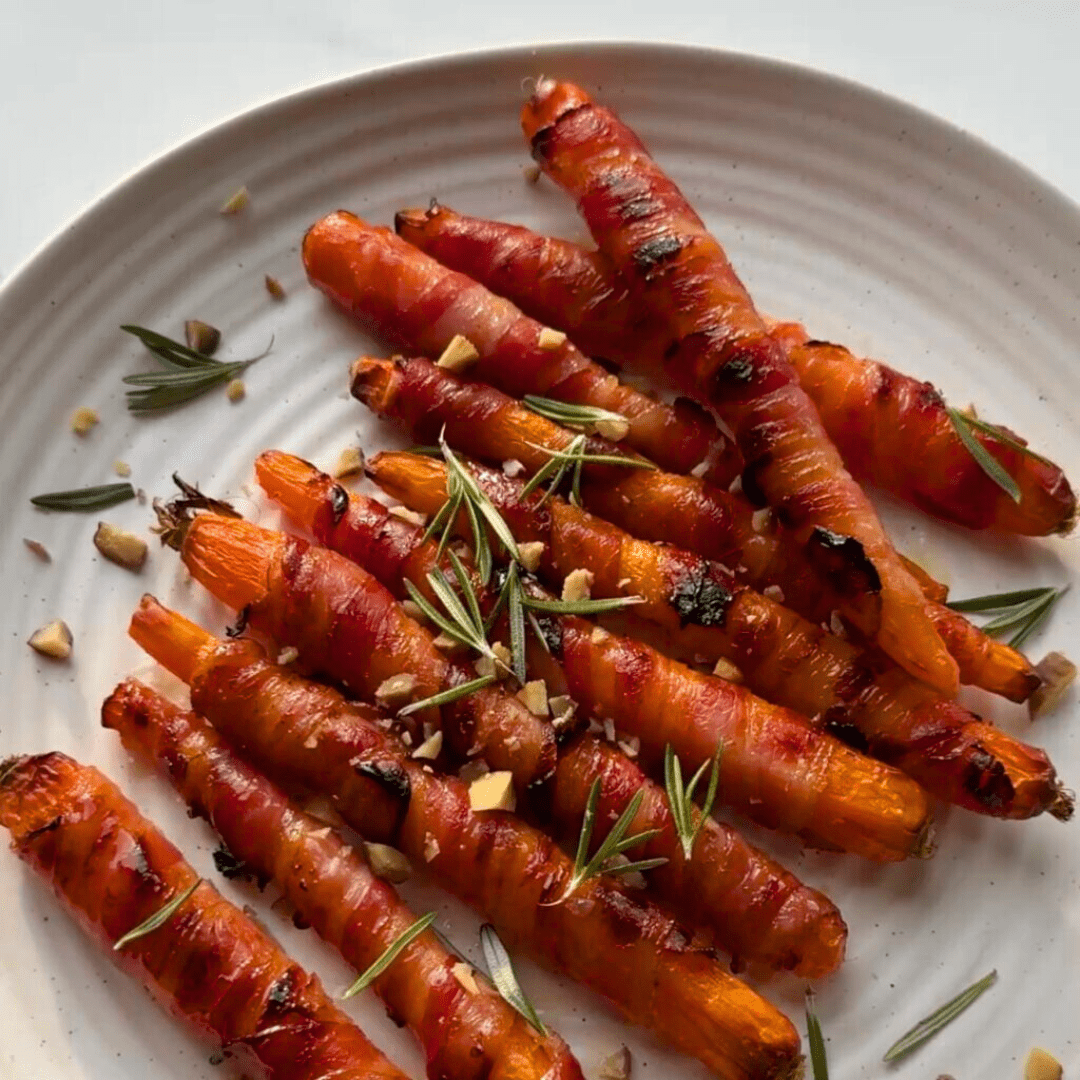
[254,450,931,862]
[520,79,958,695]
[0,752,408,1080]
[124,605,803,1080]
[362,450,1070,822]
[349,353,1038,702]
[102,680,586,1080]
[302,209,717,474]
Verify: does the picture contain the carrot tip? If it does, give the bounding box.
[1050,785,1075,822]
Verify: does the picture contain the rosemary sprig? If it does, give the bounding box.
[113,878,201,951]
[522,395,628,432]
[946,586,1067,648]
[343,911,437,999]
[805,988,829,1080]
[520,436,655,506]
[479,923,547,1035]
[523,594,645,617]
[398,674,498,717]
[121,325,270,413]
[557,779,667,903]
[946,407,1051,503]
[663,743,722,860]
[31,482,135,512]
[882,969,997,1063]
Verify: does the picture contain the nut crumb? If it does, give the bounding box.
[537,327,567,351]
[423,833,440,862]
[1024,1048,1062,1080]
[590,625,608,644]
[363,842,412,883]
[28,619,72,660]
[751,508,772,534]
[712,657,743,683]
[617,736,640,758]
[70,407,98,436]
[112,460,132,478]
[412,730,443,760]
[523,164,542,184]
[549,695,577,723]
[333,446,365,479]
[388,505,427,527]
[264,274,286,300]
[375,673,418,708]
[594,416,630,441]
[728,475,743,494]
[226,378,246,403]
[502,459,525,477]
[219,186,250,215]
[468,771,516,812]
[94,522,148,571]
[1029,652,1077,719]
[690,460,709,478]
[184,319,221,355]
[562,568,594,603]
[303,794,345,828]
[452,962,480,995]
[23,538,50,562]
[517,541,545,573]
[616,577,632,589]
[763,585,784,603]
[276,646,299,665]
[436,334,480,373]
[401,599,426,621]
[516,679,549,716]
[598,1046,632,1080]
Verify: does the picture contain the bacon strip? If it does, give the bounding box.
[302,209,718,474]
[519,79,958,695]
[102,679,586,1080]
[0,752,410,1080]
[124,605,804,1080]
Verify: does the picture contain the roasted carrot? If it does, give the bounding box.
[155,500,556,791]
[520,79,959,694]
[125,606,804,1080]
[255,451,932,861]
[302,209,717,474]
[103,679,586,1080]
[349,354,1038,702]
[0,752,410,1080]
[363,450,1070,821]
[396,204,1075,536]
[256,449,850,975]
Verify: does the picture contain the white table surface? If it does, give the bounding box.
[1,0,1079,281]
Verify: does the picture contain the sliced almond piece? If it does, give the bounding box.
[517,541,545,573]
[375,673,418,708]
[537,327,567,351]
[363,842,412,883]
[93,522,148,571]
[388,505,427,527]
[1029,652,1077,719]
[28,619,72,660]
[468,770,516,812]
[436,334,480,373]
[1025,1048,1063,1080]
[333,446,365,479]
[516,679,548,717]
[70,407,99,435]
[711,657,743,683]
[412,730,443,760]
[562,568,594,603]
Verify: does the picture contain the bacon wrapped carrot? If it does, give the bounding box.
[254,451,931,861]
[103,679,586,1080]
[349,353,1039,702]
[156,500,556,791]
[394,203,1076,537]
[302,209,718,474]
[362,450,1069,821]
[124,606,803,1080]
[0,752,410,1080]
[520,79,958,695]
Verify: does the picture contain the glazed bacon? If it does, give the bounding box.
[520,79,959,696]
[395,205,1076,536]
[349,353,1039,703]
[102,680,586,1080]
[0,752,409,1080]
[124,606,804,1080]
[302,209,718,474]
[364,450,1070,821]
[254,450,932,862]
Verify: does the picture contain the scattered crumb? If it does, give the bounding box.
[763,585,784,603]
[412,730,443,760]
[276,646,299,665]
[303,794,345,828]
[93,522,148,571]
[113,460,132,478]
[517,541,545,573]
[549,695,577,724]
[616,577,632,589]
[590,625,608,644]
[617,737,639,758]
[562,568,594,603]
[363,842,412,883]
[523,164,542,184]
[502,459,526,477]
[264,274,286,300]
[468,771,516,812]
[598,1046,632,1080]
[712,657,743,683]
[452,963,480,995]
[537,327,567,351]
[423,833,440,862]
[401,599,426,621]
[728,475,743,494]
[750,508,771,534]
[333,446,365,480]
[388,505,427,527]
[28,619,72,660]
[1029,652,1077,720]
[436,334,480,373]
[219,186,250,215]
[458,759,489,784]
[690,460,709,478]
[226,378,246,403]
[516,679,549,717]
[70,407,98,436]
[829,611,847,638]
[602,717,616,743]
[375,673,418,708]
[22,538,50,562]
[594,415,630,441]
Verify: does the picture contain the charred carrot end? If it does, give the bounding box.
[128,594,217,684]
[254,450,331,534]
[182,513,285,612]
[351,355,402,415]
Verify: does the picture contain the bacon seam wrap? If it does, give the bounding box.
[519,79,958,696]
[102,677,586,1080]
[0,752,409,1080]
[123,606,804,1080]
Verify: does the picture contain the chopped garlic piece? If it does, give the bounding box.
[28,619,72,660]
[516,679,549,717]
[93,522,148,571]
[412,730,443,760]
[452,962,480,995]
[562,568,595,603]
[70,407,98,435]
[517,541,545,573]
[468,771,516,812]
[712,657,743,683]
[375,672,418,707]
[1029,652,1077,720]
[436,334,480,373]
[333,446,365,479]
[537,327,567,351]
[364,842,412,883]
[226,378,246,402]
[590,625,608,644]
[1025,1048,1063,1080]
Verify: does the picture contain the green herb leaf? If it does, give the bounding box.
[946,586,1066,649]
[479,923,547,1035]
[664,743,722,860]
[343,911,437,999]
[946,587,1057,613]
[522,594,645,617]
[519,436,655,507]
[113,878,201,951]
[946,408,1022,503]
[397,674,498,716]
[504,563,528,686]
[805,988,829,1080]
[953,410,1052,465]
[402,573,496,663]
[522,395,628,431]
[31,482,136,512]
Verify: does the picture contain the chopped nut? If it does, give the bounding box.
[452,962,480,995]
[333,446,365,479]
[762,585,784,603]
[93,522,148,571]
[433,631,466,653]
[303,733,319,749]
[516,679,549,716]
[226,378,246,402]
[436,334,480,373]
[22,538,50,562]
[400,730,413,746]
[1025,1048,1063,1080]
[423,832,440,862]
[616,577,632,589]
[712,657,743,683]
[562,568,595,603]
[549,695,576,722]
[537,327,567,351]
[28,619,72,660]
[728,474,743,494]
[829,611,847,638]
[594,416,630,441]
[375,673,418,708]
[264,274,286,300]
[401,599,426,621]
[468,770,517,812]
[690,460,709,478]
[590,625,608,644]
[475,642,511,680]
[1029,652,1077,719]
[474,655,497,679]
[184,319,221,355]
[603,718,616,743]
[617,736,640,758]
[502,459,526,477]
[219,186,250,215]
[458,759,490,784]
[70,407,99,435]
[388,505,427,527]
[750,508,772,533]
[598,1046,632,1080]
[412,730,443,760]
[517,541,545,573]
[276,646,299,665]
[523,164,542,184]
[363,842,412,883]
[109,460,131,480]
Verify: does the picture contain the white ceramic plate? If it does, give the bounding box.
[0,42,1076,1079]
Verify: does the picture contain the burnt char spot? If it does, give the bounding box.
[738,454,772,509]
[354,758,411,805]
[803,340,840,350]
[631,234,683,275]
[962,744,1015,811]
[212,845,254,882]
[872,364,897,401]
[804,527,882,598]
[532,613,563,657]
[329,485,349,524]
[667,567,734,628]
[265,968,301,1015]
[830,657,878,703]
[24,816,62,842]
[225,605,250,639]
[714,352,758,385]
[821,707,871,754]
[529,102,591,162]
[917,381,944,408]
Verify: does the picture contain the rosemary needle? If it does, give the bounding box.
[31,482,135,512]
[343,911,437,998]
[479,923,547,1035]
[113,878,201,951]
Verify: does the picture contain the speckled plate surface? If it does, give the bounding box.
[0,42,1076,1078]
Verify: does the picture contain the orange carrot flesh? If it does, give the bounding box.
[103,680,586,1080]
[0,752,409,1080]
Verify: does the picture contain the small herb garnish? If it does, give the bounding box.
[947,586,1068,648]
[523,395,628,433]
[520,436,655,506]
[31,482,135,512]
[805,988,829,1080]
[946,408,1051,503]
[343,911,437,999]
[397,674,499,717]
[882,969,997,1063]
[479,923,547,1035]
[121,325,271,413]
[663,743,722,860]
[113,878,201,951]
